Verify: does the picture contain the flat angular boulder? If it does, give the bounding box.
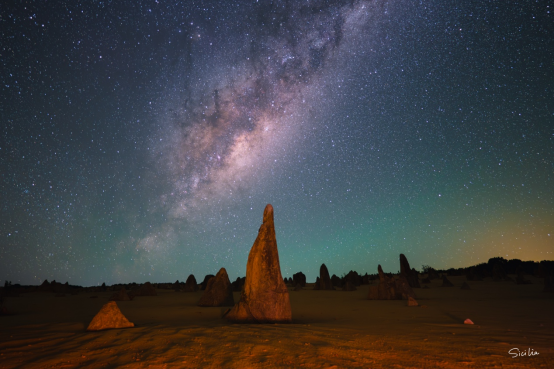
[86,301,134,331]
[197,268,234,307]
[400,254,421,288]
[225,204,292,323]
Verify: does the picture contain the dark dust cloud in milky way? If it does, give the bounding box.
[1,0,552,286]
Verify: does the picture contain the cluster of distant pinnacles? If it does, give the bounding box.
[2,205,553,330]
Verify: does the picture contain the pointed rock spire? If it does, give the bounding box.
[225,204,292,323]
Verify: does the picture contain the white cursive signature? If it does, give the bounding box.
[508,348,539,358]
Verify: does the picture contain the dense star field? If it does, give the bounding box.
[1,0,552,286]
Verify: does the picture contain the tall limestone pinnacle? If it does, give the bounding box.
[225,204,292,323]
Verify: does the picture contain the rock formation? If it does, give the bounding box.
[200,275,215,290]
[86,301,134,331]
[130,282,157,297]
[441,275,454,287]
[460,281,471,290]
[399,254,421,288]
[314,264,334,290]
[231,277,246,292]
[313,277,321,290]
[109,287,132,301]
[292,272,306,287]
[225,204,292,323]
[197,268,235,307]
[427,267,440,280]
[342,280,356,291]
[183,274,199,292]
[407,297,419,306]
[368,265,416,300]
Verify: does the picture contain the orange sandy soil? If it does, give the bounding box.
[1,276,553,368]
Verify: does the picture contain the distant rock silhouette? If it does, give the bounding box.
[421,277,431,284]
[183,274,199,292]
[313,277,321,290]
[292,272,306,287]
[400,254,421,288]
[231,277,245,292]
[342,280,356,291]
[139,282,157,296]
[86,301,134,331]
[294,284,303,291]
[441,275,454,287]
[109,287,131,301]
[368,265,416,300]
[460,281,471,290]
[314,264,334,290]
[225,204,292,323]
[368,265,398,300]
[331,274,342,288]
[197,268,234,307]
[200,275,215,290]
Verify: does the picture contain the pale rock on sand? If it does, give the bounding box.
[86,301,134,331]
[225,204,292,323]
[197,267,234,307]
[464,318,474,325]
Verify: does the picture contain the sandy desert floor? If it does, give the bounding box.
[1,275,553,368]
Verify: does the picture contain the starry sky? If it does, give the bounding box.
[1,0,552,287]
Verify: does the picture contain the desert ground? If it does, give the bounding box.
[1,275,553,368]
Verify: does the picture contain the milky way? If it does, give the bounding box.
[1,0,552,286]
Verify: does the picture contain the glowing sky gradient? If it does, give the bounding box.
[1,0,552,286]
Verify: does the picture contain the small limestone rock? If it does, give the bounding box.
[86,301,134,331]
[407,297,418,306]
[464,318,474,325]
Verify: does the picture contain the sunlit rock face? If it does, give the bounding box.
[197,268,234,307]
[86,301,134,331]
[225,204,292,323]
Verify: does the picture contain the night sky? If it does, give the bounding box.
[1,0,552,287]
